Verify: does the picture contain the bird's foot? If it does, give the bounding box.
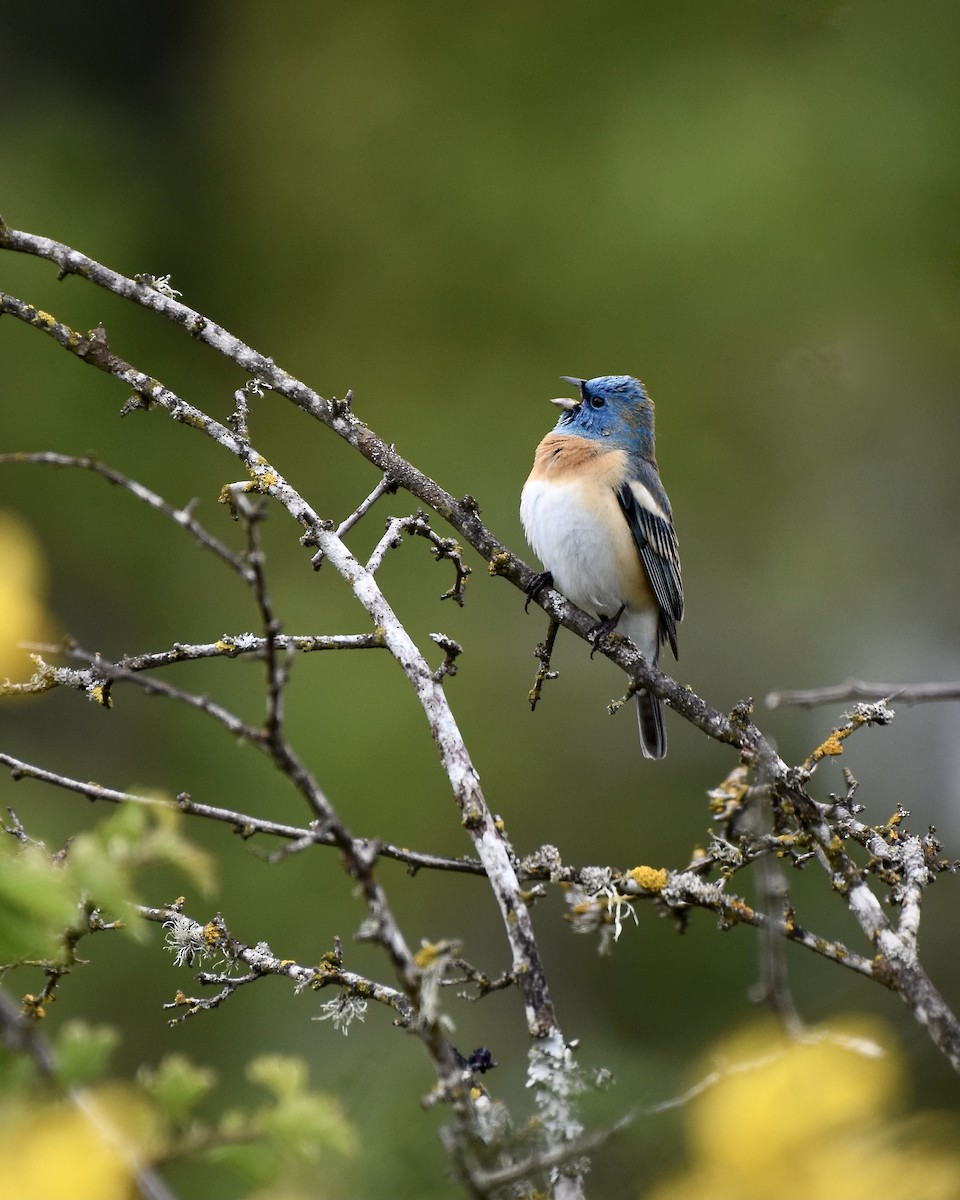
[589,604,626,658]
[524,570,554,612]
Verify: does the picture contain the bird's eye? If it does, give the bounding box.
[589,395,605,409]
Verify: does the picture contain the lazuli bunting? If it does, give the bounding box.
[520,375,683,758]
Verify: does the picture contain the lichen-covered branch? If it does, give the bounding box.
[0,272,564,1032]
[4,222,960,1200]
[0,225,592,1193]
[141,905,416,1028]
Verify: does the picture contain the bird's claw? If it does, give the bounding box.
[524,570,554,612]
[589,605,626,658]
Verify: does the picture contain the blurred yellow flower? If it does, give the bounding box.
[0,1083,162,1200]
[648,1017,960,1200]
[0,509,58,681]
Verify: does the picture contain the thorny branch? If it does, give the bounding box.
[3,223,960,1194]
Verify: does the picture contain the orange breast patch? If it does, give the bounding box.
[529,435,627,487]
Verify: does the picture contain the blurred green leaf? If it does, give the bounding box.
[65,833,134,934]
[246,1054,307,1103]
[138,1053,217,1126]
[67,803,216,939]
[203,1055,356,1186]
[257,1089,358,1162]
[53,1020,120,1088]
[0,839,77,962]
[247,1055,357,1160]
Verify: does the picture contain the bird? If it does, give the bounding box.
[520,375,683,758]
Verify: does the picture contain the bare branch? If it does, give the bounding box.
[6,223,960,1196]
[528,618,560,710]
[364,511,472,604]
[0,750,489,877]
[20,632,385,674]
[0,278,564,1045]
[767,678,960,708]
[0,450,250,580]
[237,495,290,743]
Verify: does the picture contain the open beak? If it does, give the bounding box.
[551,376,583,409]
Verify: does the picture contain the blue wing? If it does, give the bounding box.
[617,480,683,659]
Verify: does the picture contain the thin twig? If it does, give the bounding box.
[0,450,249,580]
[0,752,488,875]
[237,496,289,742]
[310,472,398,568]
[528,618,560,710]
[767,678,960,708]
[19,632,385,675]
[140,905,416,1027]
[364,511,472,604]
[0,278,564,1046]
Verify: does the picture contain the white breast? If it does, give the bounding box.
[520,476,657,659]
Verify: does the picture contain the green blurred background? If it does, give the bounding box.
[2,1,960,1195]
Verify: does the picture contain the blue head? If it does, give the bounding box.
[550,375,656,458]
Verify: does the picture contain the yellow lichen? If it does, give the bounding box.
[461,804,483,829]
[414,941,442,969]
[626,865,668,893]
[21,994,46,1020]
[728,898,756,922]
[707,765,750,816]
[812,734,845,760]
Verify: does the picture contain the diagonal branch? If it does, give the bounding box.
[0,287,562,1043]
[0,450,250,580]
[5,224,960,1140]
[0,225,749,766]
[0,751,489,876]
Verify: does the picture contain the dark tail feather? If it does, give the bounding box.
[636,691,667,759]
